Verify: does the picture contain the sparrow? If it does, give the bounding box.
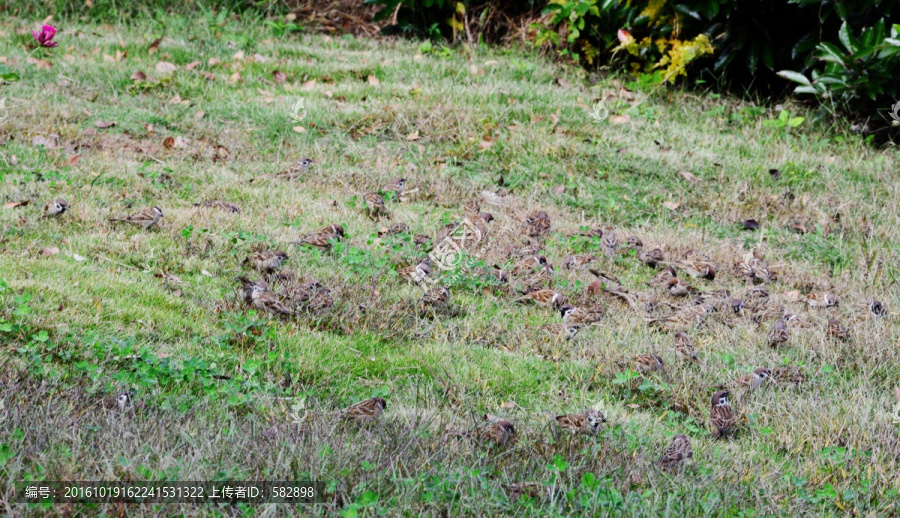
[709,390,734,439]
[294,224,345,251]
[743,287,770,307]
[658,258,715,280]
[560,303,604,324]
[519,264,555,293]
[244,250,288,273]
[490,264,509,284]
[768,320,788,347]
[771,366,805,386]
[414,234,432,249]
[728,367,772,390]
[281,280,324,308]
[194,200,241,213]
[639,246,665,267]
[109,206,163,228]
[399,261,431,283]
[730,298,745,314]
[734,257,774,284]
[515,289,566,308]
[658,434,693,467]
[522,210,551,238]
[42,198,69,218]
[562,254,596,269]
[826,319,851,341]
[237,276,267,305]
[625,235,643,250]
[273,157,313,179]
[555,409,606,434]
[672,332,698,361]
[512,255,547,275]
[459,415,517,447]
[502,482,553,501]
[113,391,134,412]
[382,177,405,196]
[342,397,386,424]
[868,300,887,317]
[539,322,582,341]
[579,227,603,239]
[307,286,334,314]
[804,292,840,308]
[379,223,409,237]
[472,212,495,224]
[648,304,713,329]
[666,277,695,297]
[363,192,387,218]
[646,267,677,287]
[463,198,481,217]
[601,228,618,258]
[419,285,450,310]
[248,282,292,316]
[631,354,665,373]
[588,269,624,291]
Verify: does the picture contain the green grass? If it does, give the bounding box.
[2,12,900,517]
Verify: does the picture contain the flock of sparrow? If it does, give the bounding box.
[42,154,889,475]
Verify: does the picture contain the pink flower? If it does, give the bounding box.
[617,29,633,45]
[32,24,58,48]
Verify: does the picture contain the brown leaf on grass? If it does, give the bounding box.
[216,146,230,159]
[66,154,81,165]
[194,110,205,120]
[185,60,201,70]
[232,51,245,61]
[41,247,60,257]
[662,201,681,211]
[783,290,800,302]
[83,128,96,136]
[202,72,215,81]
[228,71,241,83]
[163,136,175,149]
[273,70,287,83]
[173,137,190,149]
[148,37,161,55]
[553,185,566,194]
[94,120,117,129]
[548,114,559,124]
[155,61,177,74]
[367,75,380,86]
[531,115,544,124]
[406,131,420,141]
[292,126,306,133]
[26,57,52,69]
[31,136,58,149]
[143,123,154,133]
[4,201,29,209]
[608,114,630,124]
[172,289,182,297]
[301,79,317,91]
[679,171,700,183]
[130,70,147,81]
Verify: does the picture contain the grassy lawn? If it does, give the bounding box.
[2,12,900,516]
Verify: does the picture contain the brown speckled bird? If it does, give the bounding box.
[555,409,606,434]
[363,192,387,219]
[195,200,241,213]
[109,206,163,229]
[826,319,851,341]
[516,289,566,308]
[639,246,664,267]
[419,285,450,311]
[601,228,618,258]
[560,303,604,325]
[459,415,517,447]
[658,434,693,467]
[244,250,288,274]
[673,332,698,361]
[342,397,386,424]
[768,320,788,347]
[294,224,344,251]
[709,390,734,439]
[522,210,551,239]
[42,198,69,218]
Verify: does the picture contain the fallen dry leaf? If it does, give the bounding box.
[609,114,630,124]
[292,126,306,133]
[216,146,230,159]
[148,37,161,55]
[477,140,493,150]
[163,136,175,149]
[26,57,51,69]
[4,201,29,209]
[367,75,380,86]
[252,53,269,63]
[130,70,146,81]
[31,136,58,149]
[272,70,286,83]
[228,71,241,83]
[531,115,544,124]
[553,185,566,194]
[202,72,215,81]
[301,79,316,91]
[783,290,800,302]
[172,289,182,297]
[406,131,420,141]
[66,154,81,165]
[144,123,154,133]
[662,201,681,211]
[155,61,177,74]
[194,110,205,120]
[679,171,700,183]
[94,120,117,129]
[41,247,60,257]
[232,51,245,61]
[185,60,201,71]
[208,58,221,66]
[173,136,190,149]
